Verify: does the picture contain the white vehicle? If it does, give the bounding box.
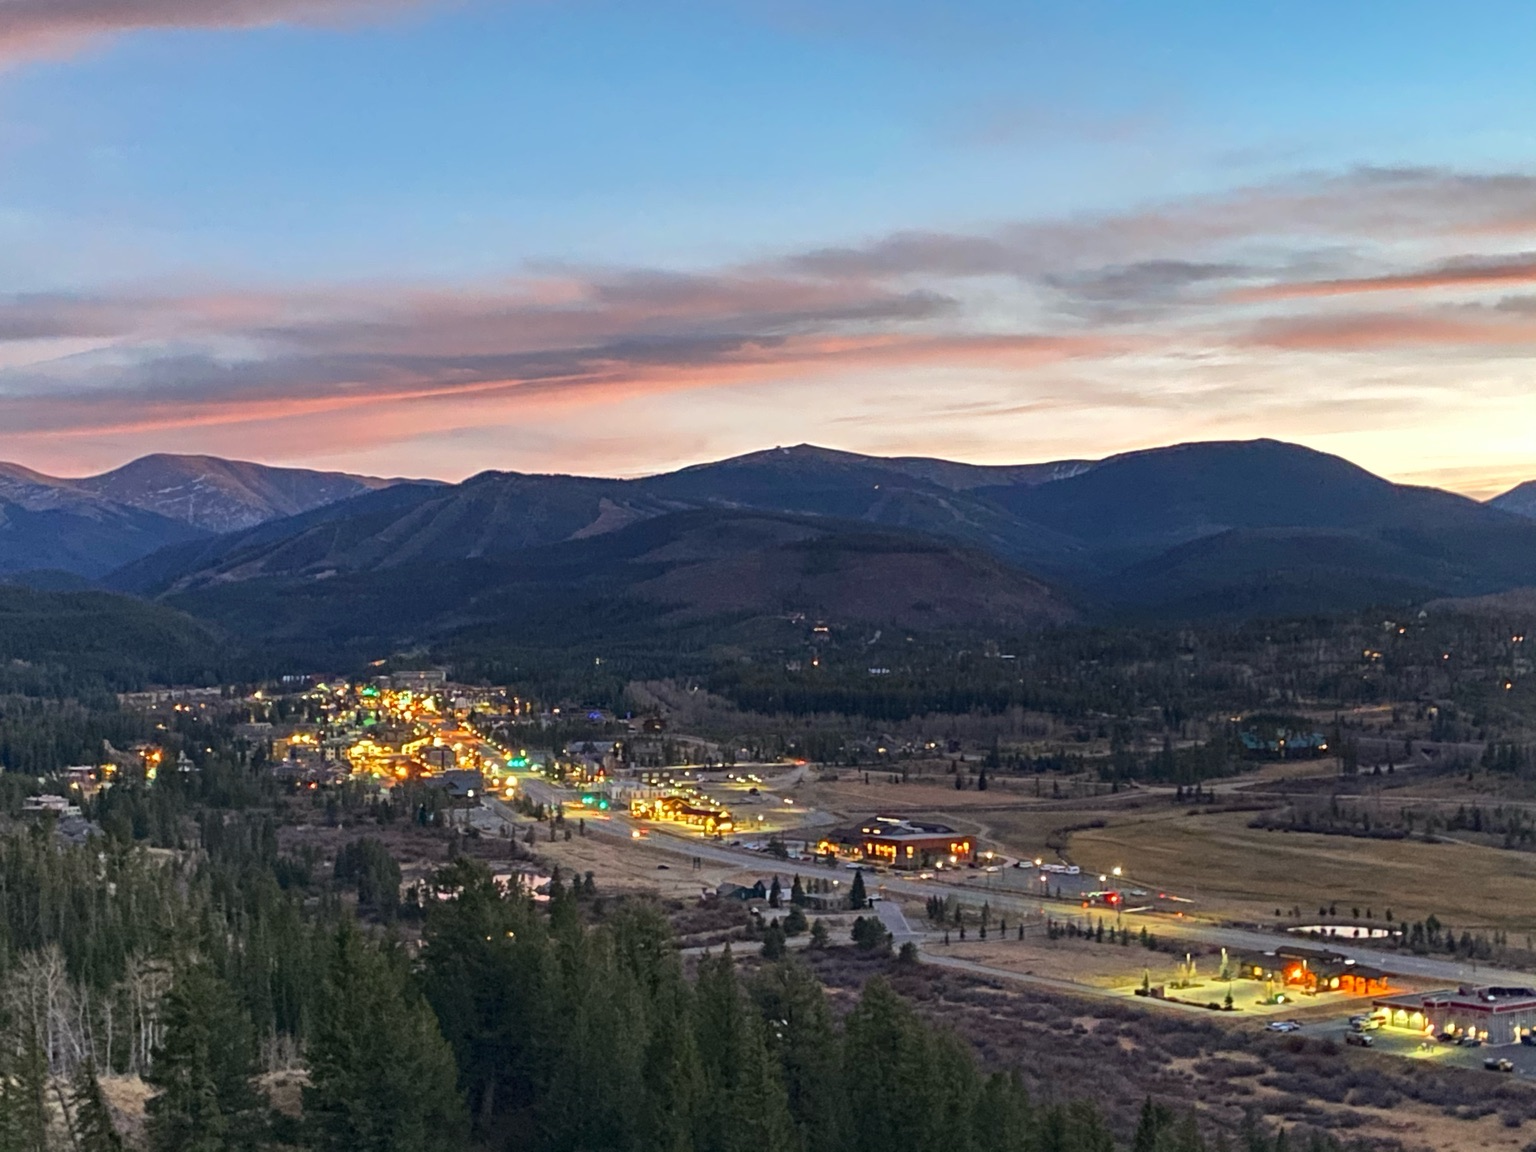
[1266,1020,1301,1033]
[1040,863,1081,875]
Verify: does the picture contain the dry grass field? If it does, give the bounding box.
[798,774,1079,814]
[942,933,1194,987]
[794,770,1536,935]
[1063,809,1536,932]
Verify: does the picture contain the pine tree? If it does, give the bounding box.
[1132,1096,1172,1152]
[70,1060,126,1152]
[145,966,265,1152]
[848,871,867,910]
[639,962,704,1152]
[0,1027,52,1152]
[842,978,971,1152]
[790,875,806,907]
[750,961,844,1152]
[693,950,795,1152]
[418,859,540,1132]
[304,921,467,1152]
[769,876,783,909]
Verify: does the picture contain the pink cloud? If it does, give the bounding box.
[1245,309,1536,352]
[1233,254,1536,302]
[0,0,438,60]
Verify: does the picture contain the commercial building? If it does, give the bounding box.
[817,815,975,870]
[1374,986,1536,1045]
[1237,946,1390,996]
[630,794,734,834]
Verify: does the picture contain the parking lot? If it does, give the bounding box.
[1295,1016,1536,1077]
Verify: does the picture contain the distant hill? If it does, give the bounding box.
[981,439,1494,559]
[0,584,228,690]
[1491,480,1536,520]
[106,438,1536,631]
[0,454,423,578]
[637,444,1084,568]
[158,509,1077,662]
[108,474,664,593]
[0,481,206,579]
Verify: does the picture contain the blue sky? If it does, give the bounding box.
[2,0,1536,491]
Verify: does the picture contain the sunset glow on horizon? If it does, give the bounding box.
[2,2,1535,497]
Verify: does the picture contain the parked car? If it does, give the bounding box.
[1485,1057,1515,1073]
[1266,1021,1301,1033]
[1458,1035,1484,1048]
[1345,1032,1373,1047]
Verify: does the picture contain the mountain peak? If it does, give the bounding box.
[73,454,408,534]
[1491,479,1536,520]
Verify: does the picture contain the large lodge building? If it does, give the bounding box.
[1237,946,1391,998]
[818,815,975,870]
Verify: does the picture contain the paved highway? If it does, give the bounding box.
[484,773,1535,992]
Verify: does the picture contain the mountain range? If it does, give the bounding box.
[4,441,1536,651]
[0,455,420,578]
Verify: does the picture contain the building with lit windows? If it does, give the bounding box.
[629,795,734,834]
[1374,986,1536,1045]
[818,815,974,870]
[1234,946,1390,997]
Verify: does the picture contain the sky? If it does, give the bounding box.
[2,1,1536,495]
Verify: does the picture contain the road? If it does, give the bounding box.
[484,773,1535,991]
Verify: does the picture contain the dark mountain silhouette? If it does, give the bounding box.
[159,508,1077,660]
[981,439,1504,562]
[105,438,1536,628]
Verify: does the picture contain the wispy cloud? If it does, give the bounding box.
[0,0,438,60]
[1233,253,1536,301]
[5,165,1536,487]
[0,272,1113,444]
